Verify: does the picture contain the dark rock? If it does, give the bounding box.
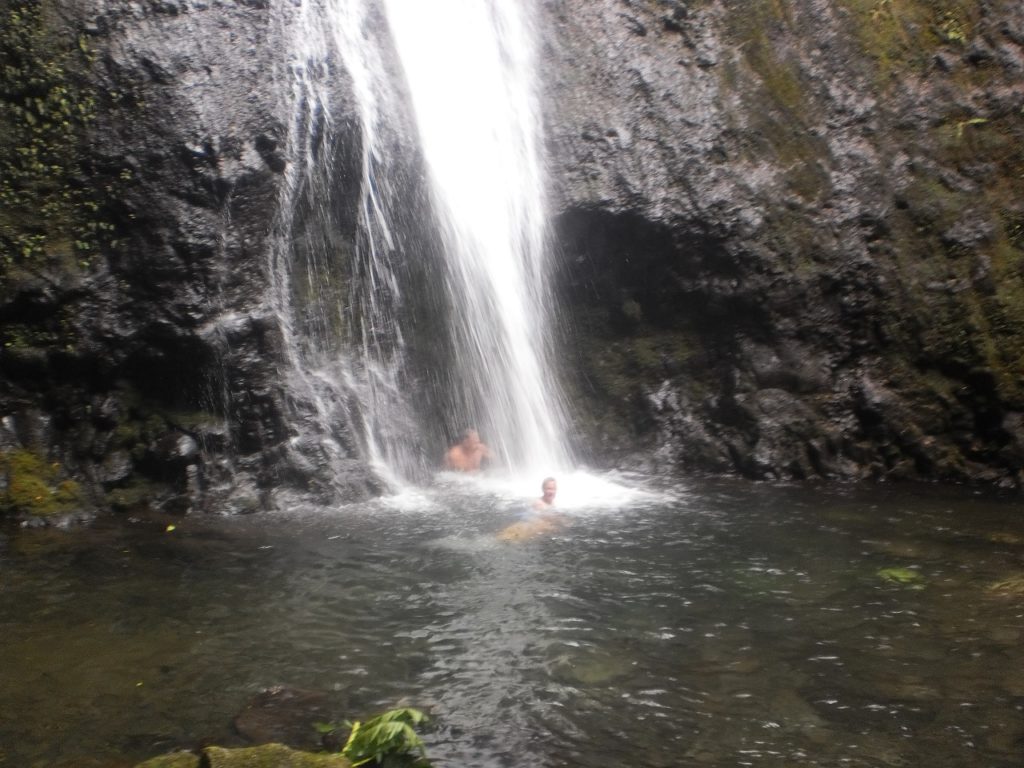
[933,52,958,72]
[154,434,200,466]
[2,346,49,379]
[541,0,1024,485]
[98,450,134,485]
[232,686,336,751]
[965,40,996,65]
[942,216,996,254]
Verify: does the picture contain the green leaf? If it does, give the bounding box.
[338,708,433,767]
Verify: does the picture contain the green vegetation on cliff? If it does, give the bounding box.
[840,0,979,80]
[720,0,831,203]
[887,106,1024,406]
[0,0,109,275]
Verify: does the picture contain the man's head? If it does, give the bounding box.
[460,428,480,449]
[541,477,557,504]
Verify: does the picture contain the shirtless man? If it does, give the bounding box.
[444,428,492,472]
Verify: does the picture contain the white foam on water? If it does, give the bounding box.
[377,488,445,513]
[430,468,677,515]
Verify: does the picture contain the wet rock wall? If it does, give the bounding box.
[0,0,378,518]
[542,0,1024,486]
[2,0,1023,520]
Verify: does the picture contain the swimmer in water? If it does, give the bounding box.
[499,477,565,542]
[532,477,557,510]
[443,428,492,472]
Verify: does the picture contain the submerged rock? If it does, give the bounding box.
[546,647,636,685]
[876,567,925,586]
[136,753,200,768]
[232,686,335,751]
[987,574,1024,596]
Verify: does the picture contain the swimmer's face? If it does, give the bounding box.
[462,430,480,449]
[541,479,557,503]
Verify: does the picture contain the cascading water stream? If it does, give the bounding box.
[269,0,421,489]
[383,0,570,477]
[271,0,571,491]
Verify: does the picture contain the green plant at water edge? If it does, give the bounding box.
[317,708,433,767]
[0,449,83,517]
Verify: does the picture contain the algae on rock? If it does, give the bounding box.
[203,744,351,768]
[135,745,353,768]
[135,752,201,768]
[0,449,84,517]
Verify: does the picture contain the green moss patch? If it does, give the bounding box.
[203,744,352,768]
[987,575,1024,597]
[883,108,1024,401]
[135,752,201,768]
[135,746,354,768]
[0,449,84,517]
[0,0,114,275]
[839,0,979,82]
[578,331,698,401]
[877,566,925,586]
[719,0,831,201]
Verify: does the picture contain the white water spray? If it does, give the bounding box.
[269,0,422,488]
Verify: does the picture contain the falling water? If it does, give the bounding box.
[269,0,423,488]
[271,0,570,489]
[383,0,570,476]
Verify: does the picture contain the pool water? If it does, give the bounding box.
[1,473,1022,767]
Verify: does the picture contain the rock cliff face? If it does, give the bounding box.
[541,0,1024,486]
[0,0,377,518]
[1,0,1022,518]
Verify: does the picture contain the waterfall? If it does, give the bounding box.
[383,0,569,477]
[272,0,570,490]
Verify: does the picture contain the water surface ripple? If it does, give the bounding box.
[1,477,1022,767]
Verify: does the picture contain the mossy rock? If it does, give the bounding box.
[876,566,925,587]
[0,0,117,269]
[839,0,978,83]
[106,479,162,513]
[202,744,352,768]
[135,752,201,768]
[987,575,1024,597]
[0,449,84,517]
[988,532,1024,546]
[135,745,354,768]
